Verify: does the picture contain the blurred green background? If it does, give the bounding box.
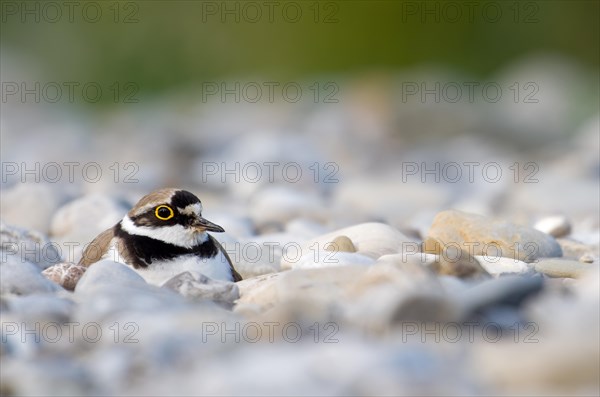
[1,0,598,103]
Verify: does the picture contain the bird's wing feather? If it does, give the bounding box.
[78,227,115,267]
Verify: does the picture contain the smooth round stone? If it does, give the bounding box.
[74,260,147,293]
[426,210,562,262]
[475,256,533,277]
[0,356,95,396]
[534,259,593,278]
[579,254,598,264]
[0,183,65,234]
[42,262,87,291]
[0,257,63,295]
[557,238,599,260]
[379,248,487,279]
[460,275,545,315]
[162,271,239,306]
[280,222,418,270]
[5,294,74,322]
[347,263,459,328]
[377,253,439,268]
[433,249,488,279]
[73,262,187,321]
[0,222,62,270]
[236,272,283,307]
[255,266,372,310]
[233,232,303,278]
[277,266,364,302]
[324,235,356,253]
[286,251,374,270]
[534,216,571,238]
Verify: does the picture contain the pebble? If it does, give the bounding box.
[578,254,598,264]
[426,210,563,262]
[435,251,488,278]
[74,260,147,292]
[280,222,418,270]
[377,250,486,279]
[534,215,571,238]
[285,251,375,269]
[4,294,75,323]
[0,183,65,234]
[556,238,599,260]
[41,262,87,291]
[232,232,303,278]
[476,264,599,394]
[0,222,62,270]
[73,261,186,322]
[376,252,439,268]
[324,235,356,253]
[235,272,284,310]
[0,256,63,295]
[162,271,239,307]
[460,275,545,317]
[0,357,96,396]
[474,255,533,277]
[534,259,593,278]
[348,262,459,328]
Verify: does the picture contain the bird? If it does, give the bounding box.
[78,188,242,285]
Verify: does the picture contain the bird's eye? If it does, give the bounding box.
[155,205,174,221]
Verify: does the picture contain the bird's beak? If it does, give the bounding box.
[192,216,225,233]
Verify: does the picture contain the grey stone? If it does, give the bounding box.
[287,251,375,270]
[0,257,63,295]
[5,294,75,322]
[460,275,545,317]
[0,357,97,396]
[74,260,147,292]
[162,271,240,306]
[1,222,62,270]
[0,183,65,234]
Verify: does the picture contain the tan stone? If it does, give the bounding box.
[534,259,594,278]
[426,210,562,262]
[324,235,356,253]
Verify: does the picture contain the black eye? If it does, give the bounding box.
[155,205,174,220]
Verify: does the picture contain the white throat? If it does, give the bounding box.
[120,216,209,248]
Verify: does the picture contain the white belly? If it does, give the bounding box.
[133,251,233,286]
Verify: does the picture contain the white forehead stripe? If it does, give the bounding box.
[121,216,208,248]
[179,203,202,216]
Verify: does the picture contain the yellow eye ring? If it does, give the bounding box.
[155,205,174,221]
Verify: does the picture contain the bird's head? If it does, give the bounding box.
[121,188,224,248]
